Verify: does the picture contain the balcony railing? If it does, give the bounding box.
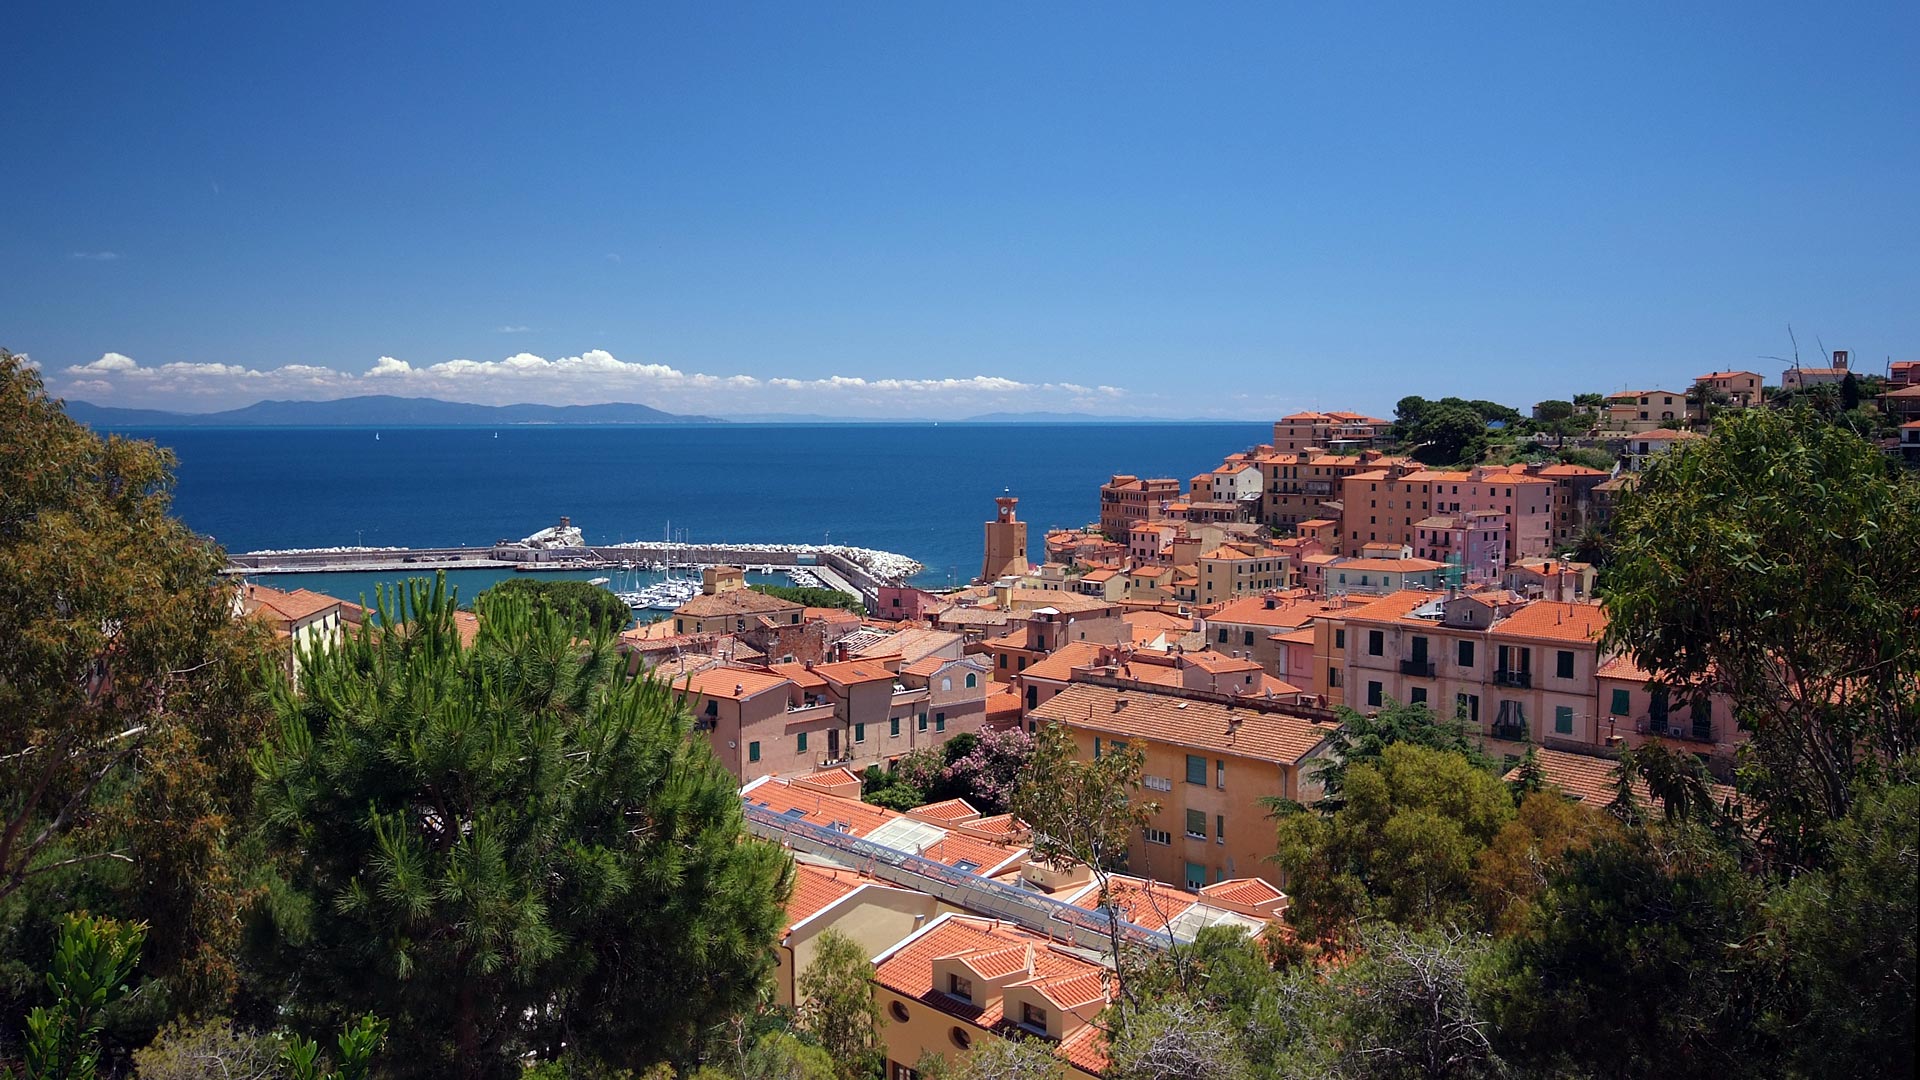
[1490,719,1528,741]
[1493,669,1532,689]
[1635,716,1714,743]
[1399,659,1436,678]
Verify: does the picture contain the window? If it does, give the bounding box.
[1410,687,1427,705]
[965,673,977,688]
[1328,666,1341,687]
[941,677,952,692]
[1143,774,1174,792]
[1368,630,1384,656]
[1555,706,1574,735]
[1216,760,1226,789]
[1184,862,1207,890]
[948,974,973,1001]
[1144,827,1172,845]
[1243,630,1256,646]
[997,654,1007,668]
[1610,688,1631,715]
[1215,814,1225,843]
[1093,737,1102,759]
[748,741,760,763]
[1367,681,1383,707]
[918,713,928,731]
[889,1001,911,1024]
[1556,650,1575,679]
[1020,1002,1048,1031]
[796,732,807,753]
[1186,809,1207,838]
[1458,641,1475,667]
[1457,693,1479,723]
[949,1027,972,1051]
[934,712,946,732]
[855,722,866,743]
[1186,755,1207,785]
[1334,628,1345,650]
[890,717,900,737]
[675,618,685,633]
[1216,628,1229,644]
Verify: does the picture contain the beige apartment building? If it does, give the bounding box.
[1254,448,1407,532]
[1098,474,1181,538]
[1195,542,1289,605]
[1030,682,1338,891]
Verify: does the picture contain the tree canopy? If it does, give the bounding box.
[474,577,632,633]
[1601,406,1920,862]
[0,350,272,1029]
[250,576,791,1079]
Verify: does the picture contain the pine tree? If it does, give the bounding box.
[251,576,792,1079]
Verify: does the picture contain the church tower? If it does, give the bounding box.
[980,494,1029,583]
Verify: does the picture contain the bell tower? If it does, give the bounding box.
[980,493,1029,583]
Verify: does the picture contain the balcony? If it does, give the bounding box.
[1634,716,1715,743]
[1493,669,1532,689]
[784,702,835,723]
[1399,659,1436,678]
[1490,719,1528,741]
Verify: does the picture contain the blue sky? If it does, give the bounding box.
[4,2,1916,418]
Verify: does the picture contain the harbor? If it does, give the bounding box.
[223,517,921,606]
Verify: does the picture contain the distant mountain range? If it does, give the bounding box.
[61,395,720,427]
[60,395,1263,428]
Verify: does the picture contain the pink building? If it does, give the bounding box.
[1341,464,1553,563]
[1412,510,1507,585]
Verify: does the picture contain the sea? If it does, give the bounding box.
[112,422,1270,596]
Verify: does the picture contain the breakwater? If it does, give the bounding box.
[225,540,923,603]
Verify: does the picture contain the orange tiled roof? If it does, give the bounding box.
[673,590,805,618]
[1200,877,1288,912]
[874,915,1110,1075]
[243,584,343,624]
[813,659,897,687]
[786,862,878,934]
[1019,641,1113,684]
[1491,601,1607,645]
[1031,683,1335,766]
[912,798,982,824]
[746,777,1025,876]
[767,661,829,690]
[671,666,793,701]
[1633,428,1701,440]
[1503,746,1735,808]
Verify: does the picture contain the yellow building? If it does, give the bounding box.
[772,862,940,1008]
[873,914,1110,1080]
[1195,542,1289,606]
[1029,683,1338,891]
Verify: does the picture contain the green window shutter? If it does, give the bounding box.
[1555,706,1574,734]
[854,723,865,742]
[935,713,946,732]
[1610,688,1631,715]
[1185,809,1206,836]
[1556,650,1575,679]
[796,732,807,752]
[918,713,928,731]
[748,741,760,763]
[1093,737,1102,759]
[1185,755,1206,785]
[890,717,900,736]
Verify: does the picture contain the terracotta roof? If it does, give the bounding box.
[674,590,805,618]
[786,862,879,934]
[243,584,343,624]
[1018,641,1112,684]
[1271,626,1317,646]
[873,915,1109,1075]
[984,684,1023,722]
[804,606,862,625]
[1030,683,1336,766]
[1200,877,1288,912]
[858,627,965,664]
[1491,601,1607,645]
[745,777,1025,876]
[1632,428,1701,440]
[912,798,982,824]
[767,661,829,690]
[966,813,1022,838]
[812,659,897,687]
[1180,650,1264,675]
[451,610,481,647]
[793,765,865,796]
[903,654,983,679]
[1334,589,1446,626]
[672,666,793,701]
[1329,556,1446,574]
[1696,370,1762,381]
[1504,746,1736,809]
[1882,384,1920,398]
[1532,464,1609,477]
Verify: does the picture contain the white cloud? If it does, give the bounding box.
[70,251,120,261]
[74,352,139,372]
[495,325,533,334]
[51,348,1135,417]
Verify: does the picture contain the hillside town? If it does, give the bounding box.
[207,353,1916,1080]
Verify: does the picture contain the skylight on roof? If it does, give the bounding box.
[865,816,949,855]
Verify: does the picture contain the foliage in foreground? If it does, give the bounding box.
[475,578,635,633]
[249,577,792,1079]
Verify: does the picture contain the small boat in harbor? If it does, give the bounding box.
[587,576,610,587]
